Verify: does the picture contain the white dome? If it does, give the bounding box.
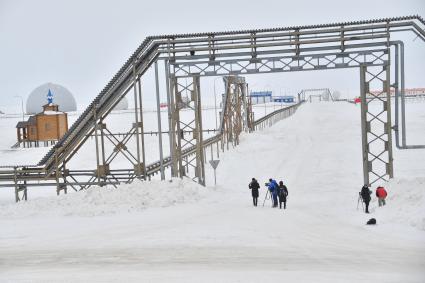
[26,83,77,114]
[113,96,129,111]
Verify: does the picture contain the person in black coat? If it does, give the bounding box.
[278,181,289,209]
[249,178,260,206]
[360,185,372,213]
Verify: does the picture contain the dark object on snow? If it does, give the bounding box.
[249,178,260,206]
[366,218,377,225]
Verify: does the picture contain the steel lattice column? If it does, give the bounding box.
[360,64,394,186]
[170,76,205,185]
[221,76,248,149]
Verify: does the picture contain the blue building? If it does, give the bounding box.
[249,91,272,104]
[273,96,295,103]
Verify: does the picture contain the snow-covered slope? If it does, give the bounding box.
[0,102,424,283]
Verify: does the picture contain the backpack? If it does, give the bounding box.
[279,185,288,198]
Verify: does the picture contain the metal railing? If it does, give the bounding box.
[253,102,304,130]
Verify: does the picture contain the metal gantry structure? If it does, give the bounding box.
[298,88,334,102]
[221,76,248,149]
[1,15,424,201]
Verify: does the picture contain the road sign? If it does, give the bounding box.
[209,160,220,169]
[209,160,220,185]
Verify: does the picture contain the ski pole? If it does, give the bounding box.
[357,193,361,210]
[357,195,360,210]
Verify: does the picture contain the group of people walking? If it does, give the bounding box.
[360,185,388,213]
[248,178,289,209]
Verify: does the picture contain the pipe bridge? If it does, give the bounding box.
[0,15,424,201]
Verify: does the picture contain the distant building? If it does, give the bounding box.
[249,91,272,104]
[370,88,425,97]
[273,96,295,103]
[16,89,68,148]
[26,82,77,114]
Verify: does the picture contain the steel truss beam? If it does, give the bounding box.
[360,64,394,186]
[170,76,205,185]
[221,76,248,149]
[171,49,388,77]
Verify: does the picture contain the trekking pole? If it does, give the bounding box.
[357,193,364,211]
[357,193,361,210]
[262,190,269,207]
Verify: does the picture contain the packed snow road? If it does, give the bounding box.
[1,102,424,282]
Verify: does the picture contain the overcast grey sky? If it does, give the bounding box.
[0,0,424,112]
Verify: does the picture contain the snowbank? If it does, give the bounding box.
[372,178,425,231]
[0,178,208,218]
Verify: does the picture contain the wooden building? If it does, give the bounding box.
[16,103,68,148]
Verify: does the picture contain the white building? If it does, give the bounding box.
[26,83,77,114]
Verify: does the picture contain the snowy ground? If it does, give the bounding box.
[0,101,424,282]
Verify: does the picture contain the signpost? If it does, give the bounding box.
[209,159,220,185]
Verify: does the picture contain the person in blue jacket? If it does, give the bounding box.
[267,178,279,208]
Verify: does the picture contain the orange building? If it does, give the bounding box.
[16,103,68,147]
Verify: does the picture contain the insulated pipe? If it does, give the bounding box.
[154,61,165,180]
[400,41,407,148]
[391,40,425,149]
[132,64,142,168]
[393,43,400,149]
[137,79,148,180]
[164,59,175,177]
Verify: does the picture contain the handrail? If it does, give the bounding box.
[253,102,303,127]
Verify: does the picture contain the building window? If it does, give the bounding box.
[45,123,51,131]
[30,127,35,135]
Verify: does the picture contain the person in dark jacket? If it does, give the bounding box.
[278,181,289,209]
[267,178,279,208]
[249,178,260,206]
[360,185,372,213]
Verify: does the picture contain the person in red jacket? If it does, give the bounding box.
[376,186,388,207]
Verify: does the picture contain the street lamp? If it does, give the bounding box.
[14,95,25,121]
